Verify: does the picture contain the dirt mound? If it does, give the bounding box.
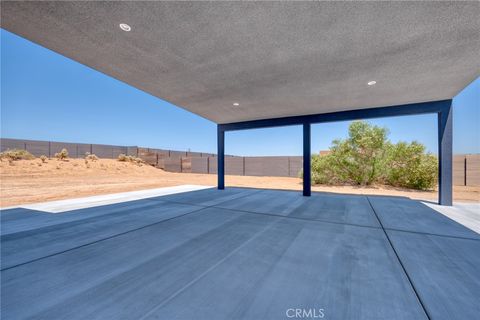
[1,158,163,177]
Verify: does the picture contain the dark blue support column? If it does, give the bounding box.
[218,126,225,190]
[438,104,453,206]
[220,100,452,201]
[303,122,311,196]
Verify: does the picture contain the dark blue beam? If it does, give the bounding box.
[219,100,452,131]
[303,123,311,196]
[438,103,453,205]
[217,99,453,206]
[217,126,225,190]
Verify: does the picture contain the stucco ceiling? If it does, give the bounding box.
[1,1,479,124]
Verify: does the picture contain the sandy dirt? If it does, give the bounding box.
[1,158,478,207]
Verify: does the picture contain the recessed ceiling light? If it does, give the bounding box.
[233,102,240,106]
[119,23,131,32]
[367,80,376,86]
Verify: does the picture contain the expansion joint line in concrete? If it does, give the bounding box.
[209,206,382,231]
[366,196,431,320]
[382,226,480,242]
[1,207,204,272]
[1,190,261,272]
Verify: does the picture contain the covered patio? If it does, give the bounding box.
[1,1,479,319]
[2,187,479,319]
[2,1,479,206]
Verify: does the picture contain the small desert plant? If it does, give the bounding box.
[117,154,129,162]
[54,148,69,160]
[85,152,98,161]
[118,154,144,166]
[40,155,48,163]
[133,157,144,164]
[0,149,35,161]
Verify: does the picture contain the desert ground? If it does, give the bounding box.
[1,158,478,208]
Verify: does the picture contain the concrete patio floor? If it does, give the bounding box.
[1,188,479,320]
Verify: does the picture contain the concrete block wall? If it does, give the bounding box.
[201,153,215,158]
[169,150,187,158]
[466,154,480,186]
[186,151,202,158]
[191,157,209,174]
[163,157,182,172]
[452,154,479,186]
[92,144,128,159]
[208,157,218,174]
[126,147,138,157]
[288,156,303,177]
[25,140,50,157]
[245,156,289,176]
[206,156,302,177]
[181,157,191,173]
[453,155,466,186]
[1,138,478,185]
[1,138,25,151]
[137,148,158,166]
[226,157,244,175]
[77,143,93,157]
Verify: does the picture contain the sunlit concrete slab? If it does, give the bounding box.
[0,185,209,235]
[15,185,211,213]
[1,206,425,320]
[1,208,241,319]
[1,200,202,270]
[388,230,480,320]
[1,199,177,235]
[422,201,480,234]
[368,196,480,239]
[1,188,478,319]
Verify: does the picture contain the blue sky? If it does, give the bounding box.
[1,29,479,156]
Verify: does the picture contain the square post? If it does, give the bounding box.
[303,122,311,196]
[218,125,225,190]
[438,103,453,205]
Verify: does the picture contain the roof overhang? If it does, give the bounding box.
[1,1,479,124]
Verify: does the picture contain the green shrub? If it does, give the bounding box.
[0,149,35,161]
[310,154,340,185]
[384,141,438,190]
[54,148,69,160]
[306,121,389,186]
[308,121,437,190]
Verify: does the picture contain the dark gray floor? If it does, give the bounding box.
[1,188,479,320]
